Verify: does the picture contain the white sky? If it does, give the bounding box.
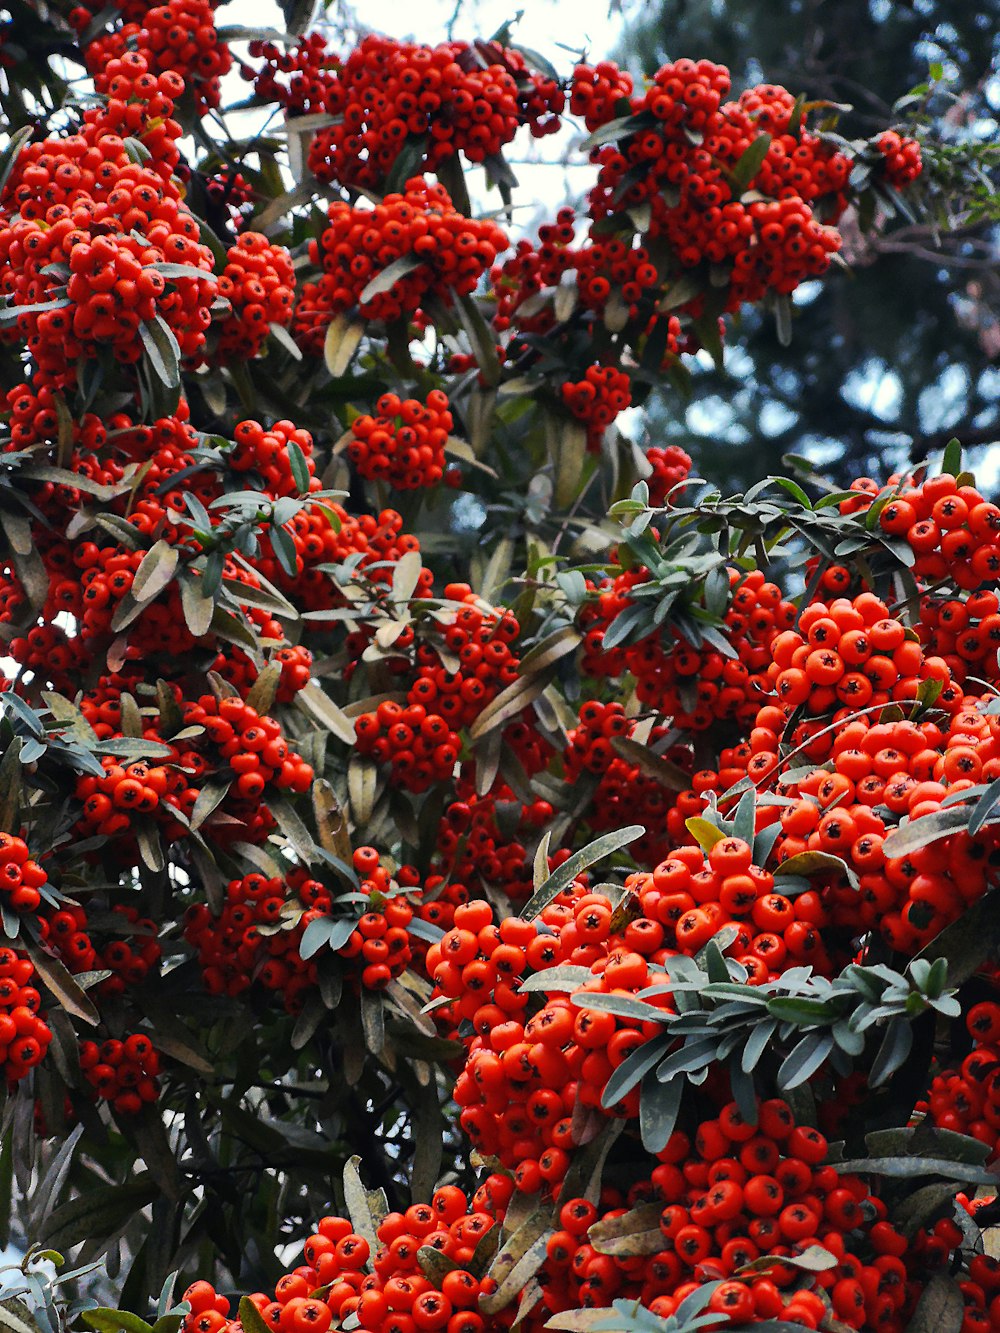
[232,0,622,62]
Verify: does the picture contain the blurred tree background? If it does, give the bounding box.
[614,0,1000,490]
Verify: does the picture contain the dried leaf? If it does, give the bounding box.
[245,662,282,716]
[348,757,379,826]
[324,315,365,377]
[24,944,100,1025]
[296,682,357,746]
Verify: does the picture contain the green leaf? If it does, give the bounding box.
[0,126,33,198]
[732,132,773,190]
[741,1018,778,1073]
[151,262,215,282]
[732,787,756,844]
[685,817,726,854]
[342,1157,384,1271]
[609,737,692,793]
[0,298,72,325]
[179,574,215,638]
[881,807,971,859]
[772,292,792,347]
[869,1015,913,1086]
[520,825,645,920]
[359,255,423,306]
[519,965,595,994]
[588,1203,664,1257]
[777,1031,833,1090]
[941,438,962,478]
[295,683,356,747]
[968,775,1000,835]
[244,663,282,717]
[41,1176,157,1250]
[573,991,668,1024]
[831,1154,994,1183]
[788,93,807,136]
[0,1133,12,1249]
[639,1069,683,1154]
[384,133,430,193]
[84,1313,154,1333]
[741,1244,837,1275]
[766,995,840,1023]
[189,777,231,831]
[601,1035,670,1109]
[270,522,300,578]
[774,849,858,887]
[238,1298,272,1333]
[269,794,316,863]
[865,1125,990,1165]
[299,915,357,960]
[139,316,181,388]
[469,628,581,743]
[578,112,651,152]
[0,1302,43,1333]
[0,738,23,837]
[452,291,502,388]
[286,442,312,494]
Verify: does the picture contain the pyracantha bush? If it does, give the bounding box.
[3,16,987,1333]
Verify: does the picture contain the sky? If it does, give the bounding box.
[244,0,622,60]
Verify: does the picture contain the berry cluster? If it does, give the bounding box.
[295,178,508,345]
[877,131,923,188]
[230,417,319,496]
[668,696,1000,958]
[348,390,453,490]
[491,209,662,336]
[354,700,461,795]
[582,568,796,731]
[354,590,519,791]
[0,949,51,1084]
[73,0,232,113]
[585,61,855,309]
[433,895,680,1188]
[764,593,958,720]
[39,903,161,1000]
[181,1183,508,1333]
[247,34,341,116]
[409,587,520,729]
[78,1032,161,1116]
[626,837,833,981]
[563,702,684,867]
[645,444,692,507]
[919,589,1000,690]
[185,849,425,1010]
[568,61,635,131]
[0,833,49,913]
[214,232,296,362]
[72,687,313,859]
[0,51,214,390]
[431,779,553,903]
[561,366,632,452]
[920,1000,1000,1160]
[261,504,433,616]
[268,33,564,189]
[843,472,1000,589]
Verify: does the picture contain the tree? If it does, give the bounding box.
[1,7,1000,1333]
[615,0,1000,490]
